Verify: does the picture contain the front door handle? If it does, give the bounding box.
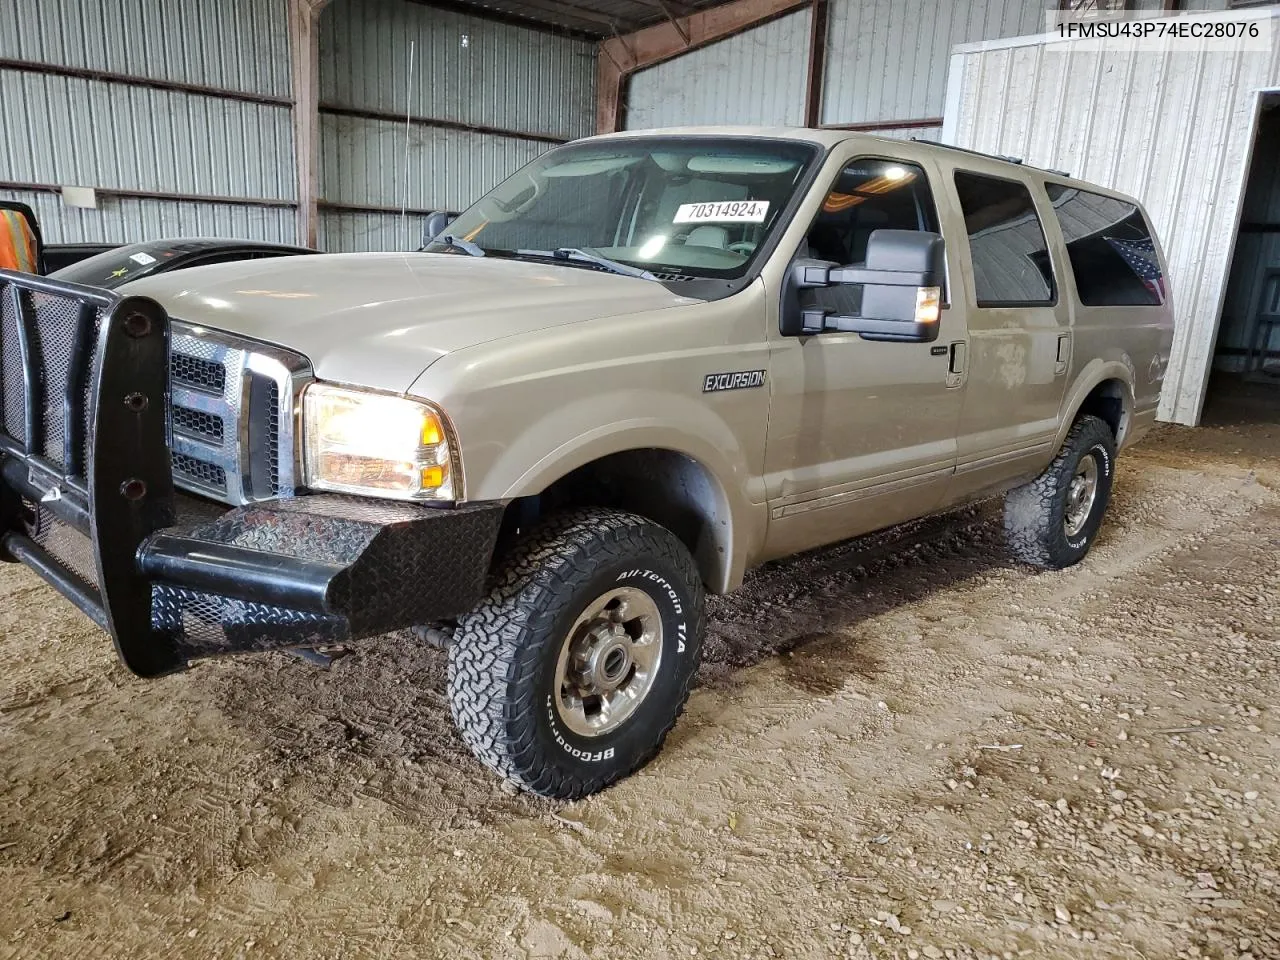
[946,340,966,388]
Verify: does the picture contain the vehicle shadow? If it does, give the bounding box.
[200,502,1014,828]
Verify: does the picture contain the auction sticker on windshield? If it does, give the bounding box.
[674,201,770,224]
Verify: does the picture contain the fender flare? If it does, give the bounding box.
[500,423,760,594]
[1054,357,1136,451]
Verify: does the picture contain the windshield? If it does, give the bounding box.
[427,137,820,280]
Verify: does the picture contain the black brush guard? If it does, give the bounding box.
[0,270,501,677]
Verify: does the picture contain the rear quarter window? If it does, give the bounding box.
[1045,185,1166,306]
[953,171,1055,307]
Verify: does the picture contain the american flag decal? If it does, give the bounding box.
[1105,236,1166,304]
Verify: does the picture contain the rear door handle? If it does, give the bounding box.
[1055,334,1071,375]
[946,340,966,388]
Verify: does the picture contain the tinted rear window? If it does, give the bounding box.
[953,171,1055,306]
[1046,185,1165,306]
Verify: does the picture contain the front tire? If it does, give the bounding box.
[448,508,706,799]
[1004,415,1117,569]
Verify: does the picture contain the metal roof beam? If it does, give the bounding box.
[481,0,624,30]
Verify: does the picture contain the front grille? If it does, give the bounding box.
[171,353,226,394]
[172,452,227,493]
[266,380,281,495]
[0,291,307,508]
[168,325,309,505]
[172,404,224,443]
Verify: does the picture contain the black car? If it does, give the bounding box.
[50,238,318,289]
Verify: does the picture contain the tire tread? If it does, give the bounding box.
[1004,414,1116,570]
[448,508,705,799]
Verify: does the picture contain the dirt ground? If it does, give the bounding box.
[0,381,1277,960]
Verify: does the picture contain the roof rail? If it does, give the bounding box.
[911,137,1023,165]
[911,138,1072,180]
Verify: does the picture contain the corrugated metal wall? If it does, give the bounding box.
[625,10,812,129]
[822,0,1042,126]
[320,0,593,140]
[0,0,292,94]
[0,72,294,201]
[942,11,1280,425]
[0,0,297,245]
[0,188,297,245]
[623,0,1046,138]
[317,0,596,252]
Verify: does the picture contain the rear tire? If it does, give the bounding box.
[448,508,705,799]
[1004,415,1116,570]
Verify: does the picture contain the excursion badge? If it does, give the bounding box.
[703,370,766,393]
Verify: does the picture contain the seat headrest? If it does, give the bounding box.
[685,225,729,249]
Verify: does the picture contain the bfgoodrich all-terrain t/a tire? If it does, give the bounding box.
[448,508,706,800]
[1004,414,1117,570]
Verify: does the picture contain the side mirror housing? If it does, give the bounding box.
[421,211,453,248]
[785,229,945,341]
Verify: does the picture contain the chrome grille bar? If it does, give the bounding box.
[169,323,311,505]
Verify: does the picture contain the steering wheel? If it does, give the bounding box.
[728,241,757,255]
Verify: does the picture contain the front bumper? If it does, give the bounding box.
[0,269,501,676]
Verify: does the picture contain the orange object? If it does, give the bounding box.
[0,207,39,273]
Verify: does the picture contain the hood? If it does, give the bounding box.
[120,252,698,391]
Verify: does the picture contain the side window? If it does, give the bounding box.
[800,158,940,319]
[953,171,1055,306]
[1046,185,1165,306]
[803,158,939,265]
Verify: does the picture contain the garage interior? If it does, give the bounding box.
[1207,93,1280,427]
[1,2,1278,959]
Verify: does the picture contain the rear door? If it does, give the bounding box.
[939,166,1072,504]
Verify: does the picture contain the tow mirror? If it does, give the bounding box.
[421,211,453,248]
[785,229,945,342]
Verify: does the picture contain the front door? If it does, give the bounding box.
[760,151,966,562]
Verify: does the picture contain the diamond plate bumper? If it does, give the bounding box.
[138,496,502,661]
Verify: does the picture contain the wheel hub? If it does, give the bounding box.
[554,587,663,738]
[572,624,634,695]
[1064,452,1100,539]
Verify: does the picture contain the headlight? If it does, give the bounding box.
[302,384,457,501]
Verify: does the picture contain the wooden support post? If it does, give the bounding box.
[803,0,828,128]
[289,0,330,248]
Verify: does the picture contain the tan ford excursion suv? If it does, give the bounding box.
[0,128,1172,798]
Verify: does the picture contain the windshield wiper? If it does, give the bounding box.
[554,247,658,280]
[513,247,657,281]
[432,234,485,257]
